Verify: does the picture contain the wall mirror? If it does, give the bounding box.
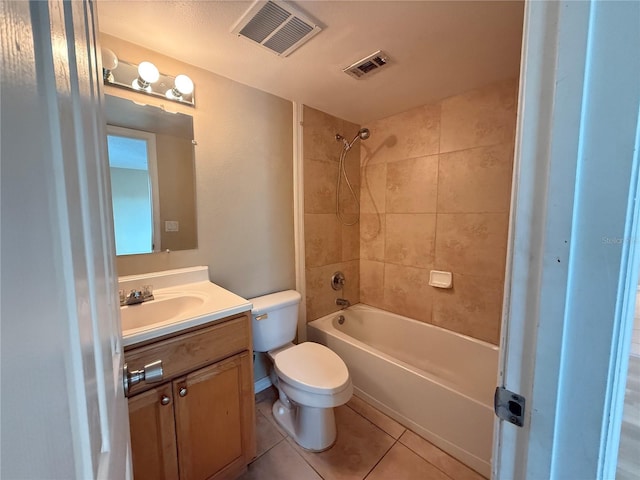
[105,94,198,256]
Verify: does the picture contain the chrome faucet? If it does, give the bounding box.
[336,298,350,309]
[120,285,154,306]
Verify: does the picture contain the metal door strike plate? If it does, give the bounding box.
[494,386,526,427]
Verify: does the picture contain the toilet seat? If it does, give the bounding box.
[273,342,350,396]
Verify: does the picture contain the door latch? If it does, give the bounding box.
[494,386,525,427]
[123,360,163,397]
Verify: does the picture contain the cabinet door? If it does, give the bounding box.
[174,351,255,480]
[128,384,179,480]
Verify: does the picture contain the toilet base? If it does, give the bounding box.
[272,399,337,452]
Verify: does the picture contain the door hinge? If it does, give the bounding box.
[494,386,525,427]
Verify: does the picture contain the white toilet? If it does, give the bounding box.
[249,290,353,452]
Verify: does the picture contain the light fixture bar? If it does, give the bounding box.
[104,59,195,107]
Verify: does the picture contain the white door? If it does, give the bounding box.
[494,1,640,479]
[1,1,130,478]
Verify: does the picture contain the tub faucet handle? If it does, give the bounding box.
[331,271,346,291]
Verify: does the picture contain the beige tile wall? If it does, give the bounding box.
[304,107,361,321]
[359,79,518,344]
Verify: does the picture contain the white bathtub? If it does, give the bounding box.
[308,304,499,478]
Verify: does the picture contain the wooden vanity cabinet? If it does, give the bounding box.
[125,313,256,480]
[128,384,179,480]
[174,353,253,480]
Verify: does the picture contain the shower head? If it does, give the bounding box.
[347,127,370,149]
[337,128,371,151]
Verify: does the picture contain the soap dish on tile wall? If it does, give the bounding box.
[429,270,453,289]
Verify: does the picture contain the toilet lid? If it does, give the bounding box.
[274,342,350,396]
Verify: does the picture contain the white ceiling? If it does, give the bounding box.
[97,0,524,124]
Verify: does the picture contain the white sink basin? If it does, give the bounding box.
[120,293,206,331]
[118,267,252,347]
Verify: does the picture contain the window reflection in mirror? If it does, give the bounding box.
[107,126,160,255]
[104,94,197,256]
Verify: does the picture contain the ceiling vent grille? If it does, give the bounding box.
[231,1,322,57]
[343,51,390,79]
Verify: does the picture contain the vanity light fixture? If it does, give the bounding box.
[166,74,194,100]
[101,47,195,107]
[133,61,160,91]
[102,48,118,82]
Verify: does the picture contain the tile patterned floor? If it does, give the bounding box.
[239,388,486,480]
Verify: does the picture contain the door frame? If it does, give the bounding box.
[106,124,161,254]
[494,1,640,478]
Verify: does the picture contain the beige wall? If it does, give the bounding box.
[303,106,361,321]
[102,34,295,299]
[359,79,517,344]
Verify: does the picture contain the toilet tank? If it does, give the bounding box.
[249,290,301,352]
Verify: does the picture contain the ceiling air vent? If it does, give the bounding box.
[231,1,322,57]
[343,51,390,79]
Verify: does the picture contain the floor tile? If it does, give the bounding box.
[289,405,395,480]
[256,396,289,438]
[347,395,406,439]
[399,430,486,480]
[253,389,488,480]
[255,408,285,458]
[238,440,322,480]
[366,442,451,480]
[255,385,277,404]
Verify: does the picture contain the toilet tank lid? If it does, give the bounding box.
[248,290,301,315]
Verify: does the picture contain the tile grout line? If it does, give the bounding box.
[342,401,407,480]
[283,436,328,480]
[346,398,478,480]
[257,397,473,480]
[397,436,476,480]
[250,435,287,464]
[344,402,406,441]
[361,437,399,480]
[250,406,288,463]
[254,403,327,479]
[288,403,400,480]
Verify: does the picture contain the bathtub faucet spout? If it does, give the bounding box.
[336,298,350,309]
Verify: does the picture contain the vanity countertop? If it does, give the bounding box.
[119,266,252,347]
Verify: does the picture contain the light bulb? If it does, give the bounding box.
[101,48,118,83]
[138,61,159,84]
[174,74,194,95]
[101,48,118,71]
[165,88,178,100]
[132,79,150,92]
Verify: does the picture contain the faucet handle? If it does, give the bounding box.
[331,271,346,291]
[142,284,153,298]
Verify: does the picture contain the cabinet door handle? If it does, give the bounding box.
[179,387,188,397]
[160,395,171,406]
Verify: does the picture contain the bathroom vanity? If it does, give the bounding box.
[120,267,255,480]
